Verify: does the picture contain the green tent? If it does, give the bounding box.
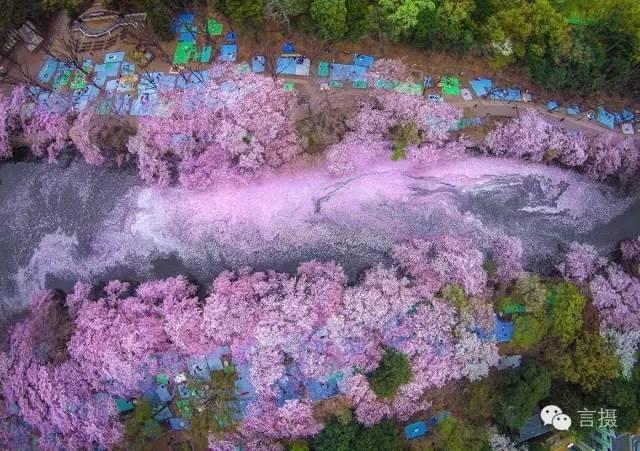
[329,80,344,88]
[394,82,422,95]
[317,61,330,77]
[174,42,196,65]
[155,373,170,385]
[53,69,72,91]
[115,397,134,413]
[352,81,367,89]
[439,76,461,96]
[207,19,223,36]
[283,81,295,91]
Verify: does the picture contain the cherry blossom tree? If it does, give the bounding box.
[491,234,524,283]
[590,264,640,331]
[21,104,71,162]
[127,63,301,188]
[558,242,604,282]
[392,236,487,296]
[244,400,322,439]
[620,236,640,262]
[0,85,27,159]
[326,90,464,175]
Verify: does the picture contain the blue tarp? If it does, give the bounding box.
[172,12,195,32]
[252,56,266,73]
[614,109,634,124]
[489,88,522,102]
[220,44,237,62]
[276,56,310,76]
[190,70,209,85]
[329,63,367,82]
[104,51,125,63]
[469,78,493,97]
[405,421,427,440]
[305,378,339,401]
[206,346,232,371]
[158,73,177,92]
[129,92,158,116]
[282,42,295,53]
[139,72,162,94]
[566,105,581,116]
[236,364,256,400]
[154,406,172,422]
[275,376,301,407]
[353,53,375,68]
[169,418,190,431]
[597,107,615,129]
[37,59,58,83]
[547,100,559,111]
[155,384,172,403]
[225,32,236,42]
[495,317,513,342]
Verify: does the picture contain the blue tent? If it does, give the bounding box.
[495,317,513,342]
[225,31,236,42]
[154,406,172,422]
[329,63,367,82]
[172,12,195,33]
[169,418,190,431]
[155,384,173,403]
[305,378,339,401]
[469,77,493,97]
[206,345,232,371]
[353,53,375,68]
[597,107,615,129]
[614,109,634,124]
[404,421,427,440]
[547,100,559,111]
[220,44,237,62]
[252,56,266,73]
[489,88,522,102]
[566,105,581,116]
[282,42,295,53]
[236,364,256,400]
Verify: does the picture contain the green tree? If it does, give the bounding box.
[430,417,489,451]
[548,282,586,345]
[345,0,372,40]
[216,0,264,26]
[0,0,41,33]
[353,420,403,451]
[378,0,435,40]
[550,331,620,392]
[264,0,310,28]
[589,376,640,432]
[144,0,174,41]
[512,314,549,348]
[441,283,470,313]
[367,349,413,399]
[312,415,359,451]
[495,360,552,430]
[511,274,548,314]
[124,399,162,450]
[468,379,498,424]
[310,0,348,40]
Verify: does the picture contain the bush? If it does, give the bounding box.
[367,349,413,399]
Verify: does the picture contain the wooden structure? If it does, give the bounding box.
[70,5,147,52]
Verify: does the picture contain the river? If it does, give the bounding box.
[1,156,638,323]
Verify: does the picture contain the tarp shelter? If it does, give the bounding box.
[622,123,635,135]
[37,58,58,83]
[275,376,301,407]
[405,421,427,440]
[169,418,190,431]
[276,56,310,76]
[439,76,460,96]
[423,76,432,88]
[395,82,422,95]
[200,45,213,63]
[489,88,522,102]
[207,19,223,36]
[251,56,265,73]
[305,378,339,401]
[547,100,559,111]
[282,42,295,54]
[614,109,634,124]
[225,31,236,42]
[121,61,135,75]
[597,107,615,129]
[283,81,295,91]
[317,61,330,77]
[174,41,196,65]
[329,63,367,82]
[353,81,367,89]
[113,93,131,114]
[172,12,195,33]
[469,77,493,97]
[461,88,473,101]
[155,384,173,403]
[154,406,172,422]
[353,53,374,68]
[495,316,513,342]
[220,44,237,62]
[115,397,134,413]
[566,105,581,116]
[104,51,125,63]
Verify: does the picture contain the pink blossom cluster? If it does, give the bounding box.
[558,242,604,282]
[367,58,413,83]
[326,90,466,175]
[128,63,301,188]
[590,264,640,331]
[484,109,640,182]
[0,85,71,161]
[0,236,503,448]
